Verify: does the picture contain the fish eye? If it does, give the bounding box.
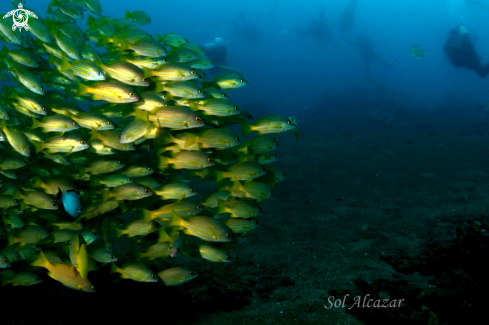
[222,93,227,98]
[107,121,112,125]
[127,177,131,181]
[110,255,114,259]
[225,255,229,259]
[234,106,238,110]
[195,117,201,122]
[240,79,244,82]
[191,70,196,75]
[273,153,277,157]
[189,188,194,192]
[129,92,135,97]
[91,285,95,290]
[207,158,213,162]
[118,161,121,164]
[262,166,266,172]
[132,142,136,146]
[52,202,56,206]
[189,270,195,276]
[147,167,151,170]
[235,136,240,141]
[225,232,231,238]
[73,121,77,125]
[42,107,46,111]
[198,90,203,93]
[80,140,86,144]
[98,72,102,75]
[287,121,292,125]
[197,205,202,210]
[3,258,7,263]
[40,87,44,91]
[151,274,156,278]
[144,189,149,193]
[274,141,278,146]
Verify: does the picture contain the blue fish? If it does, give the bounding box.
[57,187,82,218]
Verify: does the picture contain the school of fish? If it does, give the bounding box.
[0,0,298,291]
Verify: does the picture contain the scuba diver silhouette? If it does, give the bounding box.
[464,0,489,11]
[293,5,331,42]
[338,0,358,34]
[233,11,262,43]
[354,34,390,79]
[444,25,489,78]
[202,37,229,66]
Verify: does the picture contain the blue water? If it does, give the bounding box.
[3,0,488,119]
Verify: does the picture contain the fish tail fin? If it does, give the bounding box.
[157,228,171,243]
[142,67,153,79]
[90,176,102,187]
[59,56,71,73]
[134,108,149,122]
[154,82,164,93]
[168,210,184,227]
[188,101,199,112]
[230,181,242,193]
[30,175,44,189]
[0,119,7,131]
[101,189,110,203]
[184,133,199,148]
[89,127,101,141]
[241,123,252,136]
[31,117,41,129]
[216,199,228,214]
[141,209,153,224]
[75,81,88,96]
[215,170,226,183]
[30,250,50,269]
[32,141,44,154]
[109,263,119,274]
[87,15,97,30]
[114,227,123,239]
[7,234,17,246]
[125,10,132,20]
[158,156,170,170]
[0,45,9,58]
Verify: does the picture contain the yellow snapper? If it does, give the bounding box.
[190,98,240,116]
[241,115,296,136]
[153,182,196,200]
[110,263,158,282]
[7,226,49,246]
[115,219,157,238]
[158,267,198,286]
[216,162,267,182]
[33,135,90,153]
[31,250,95,292]
[169,212,232,242]
[76,80,139,103]
[103,183,152,201]
[159,151,214,170]
[212,73,247,89]
[0,120,31,157]
[31,115,79,133]
[198,244,231,263]
[149,106,205,130]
